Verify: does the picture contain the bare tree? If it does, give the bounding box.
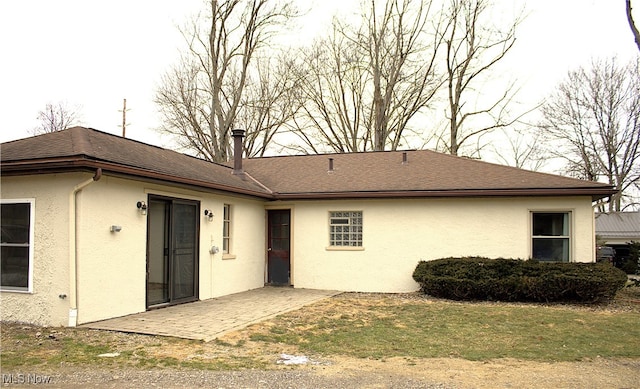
[155,0,298,162]
[627,0,640,52]
[540,57,640,211]
[32,102,80,135]
[236,54,303,157]
[491,126,547,171]
[286,26,371,154]
[439,0,526,156]
[366,0,442,151]
[287,0,442,154]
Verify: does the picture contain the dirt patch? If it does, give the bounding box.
[3,351,639,388]
[308,356,640,389]
[215,290,640,387]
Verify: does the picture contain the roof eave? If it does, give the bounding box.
[2,157,616,202]
[272,187,616,201]
[1,158,273,200]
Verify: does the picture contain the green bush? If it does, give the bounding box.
[625,241,640,275]
[620,257,639,275]
[412,257,628,303]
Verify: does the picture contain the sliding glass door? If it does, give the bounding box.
[146,196,199,307]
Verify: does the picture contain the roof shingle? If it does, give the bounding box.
[1,127,615,200]
[243,150,615,199]
[1,127,270,197]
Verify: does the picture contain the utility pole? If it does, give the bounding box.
[119,98,130,137]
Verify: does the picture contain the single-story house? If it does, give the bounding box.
[1,127,616,327]
[595,212,640,262]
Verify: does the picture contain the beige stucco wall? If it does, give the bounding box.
[1,174,78,326]
[288,196,596,293]
[2,169,598,325]
[75,176,267,324]
[2,172,266,327]
[206,198,266,298]
[74,175,148,324]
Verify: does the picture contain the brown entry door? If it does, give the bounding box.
[267,210,291,286]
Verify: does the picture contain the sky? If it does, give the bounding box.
[0,0,638,152]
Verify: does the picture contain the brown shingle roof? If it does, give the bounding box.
[0,127,271,198]
[1,127,615,201]
[243,150,616,200]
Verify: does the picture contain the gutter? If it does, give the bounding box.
[2,156,615,202]
[271,187,617,201]
[2,157,273,200]
[68,168,102,326]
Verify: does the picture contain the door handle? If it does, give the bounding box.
[268,248,272,251]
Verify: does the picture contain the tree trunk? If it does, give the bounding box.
[627,0,640,52]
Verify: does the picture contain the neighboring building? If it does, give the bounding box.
[595,212,640,262]
[1,127,616,326]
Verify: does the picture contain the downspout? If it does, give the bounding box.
[68,169,102,326]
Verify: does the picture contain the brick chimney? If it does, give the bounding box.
[232,129,245,176]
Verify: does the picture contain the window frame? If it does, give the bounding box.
[530,211,572,262]
[328,211,363,249]
[222,204,231,255]
[1,198,35,293]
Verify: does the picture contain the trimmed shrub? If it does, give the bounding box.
[412,257,628,303]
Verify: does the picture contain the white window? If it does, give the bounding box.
[223,204,231,254]
[1,199,35,292]
[329,211,363,247]
[531,212,571,262]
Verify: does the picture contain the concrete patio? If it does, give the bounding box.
[82,287,341,342]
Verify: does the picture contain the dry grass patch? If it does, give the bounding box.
[246,291,640,361]
[2,288,639,370]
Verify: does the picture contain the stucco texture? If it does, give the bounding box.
[75,177,267,324]
[2,169,597,326]
[288,197,596,293]
[207,198,266,298]
[1,174,77,326]
[2,173,267,327]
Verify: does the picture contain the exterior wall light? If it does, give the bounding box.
[137,201,147,215]
[204,209,214,221]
